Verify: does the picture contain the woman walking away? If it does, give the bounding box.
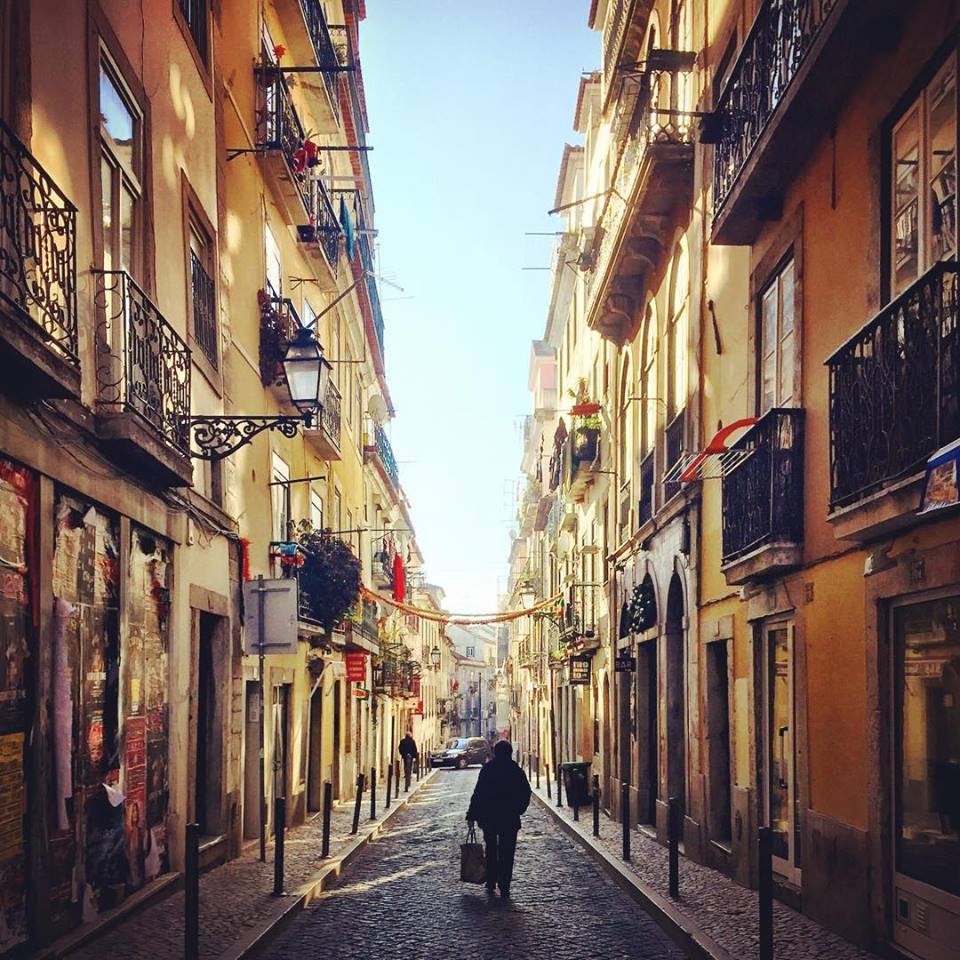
[466,740,531,897]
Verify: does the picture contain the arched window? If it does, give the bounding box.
[641,302,658,454]
[667,239,689,421]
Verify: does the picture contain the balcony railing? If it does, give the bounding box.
[569,425,600,488]
[299,0,341,120]
[664,411,685,501]
[357,227,385,359]
[0,120,78,362]
[93,270,192,454]
[255,67,342,272]
[258,292,301,386]
[638,450,654,525]
[713,0,837,218]
[827,262,959,509]
[721,408,804,565]
[190,251,217,369]
[360,597,379,645]
[320,378,341,448]
[373,422,399,490]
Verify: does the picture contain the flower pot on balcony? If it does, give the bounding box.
[570,402,601,417]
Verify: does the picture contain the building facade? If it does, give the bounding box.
[507,2,960,958]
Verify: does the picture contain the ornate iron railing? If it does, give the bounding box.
[721,408,804,564]
[190,251,217,368]
[93,270,192,454]
[374,422,399,490]
[601,0,633,94]
[357,227,385,359]
[370,539,395,585]
[588,70,693,321]
[258,292,302,386]
[320,377,341,448]
[360,597,379,644]
[663,410,685,501]
[827,262,959,508]
[713,0,837,217]
[299,0,341,119]
[0,120,78,362]
[255,67,308,202]
[306,177,341,273]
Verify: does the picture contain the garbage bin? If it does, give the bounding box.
[561,762,592,807]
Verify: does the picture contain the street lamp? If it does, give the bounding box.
[186,326,333,460]
[518,582,537,609]
[430,645,441,670]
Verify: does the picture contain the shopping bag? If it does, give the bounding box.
[460,823,487,884]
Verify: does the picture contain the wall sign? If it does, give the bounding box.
[569,655,591,685]
[615,655,637,673]
[345,652,367,682]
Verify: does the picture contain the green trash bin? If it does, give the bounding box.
[561,762,592,807]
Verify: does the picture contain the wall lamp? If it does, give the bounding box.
[186,327,333,460]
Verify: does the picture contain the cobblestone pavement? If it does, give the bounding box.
[261,768,687,960]
[68,773,428,960]
[531,782,881,960]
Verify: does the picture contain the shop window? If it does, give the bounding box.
[890,53,957,297]
[894,594,960,897]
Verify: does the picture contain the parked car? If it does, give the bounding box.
[430,737,491,769]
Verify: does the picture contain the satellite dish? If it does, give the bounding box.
[367,394,388,424]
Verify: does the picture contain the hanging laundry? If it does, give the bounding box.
[392,550,405,603]
[340,196,355,260]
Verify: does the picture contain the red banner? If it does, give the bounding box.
[345,652,367,682]
[411,676,421,697]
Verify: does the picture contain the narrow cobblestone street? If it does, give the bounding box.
[260,769,686,960]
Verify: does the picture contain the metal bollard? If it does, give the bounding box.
[321,782,332,858]
[351,773,364,835]
[369,767,377,820]
[535,755,540,790]
[185,822,199,960]
[592,775,600,838]
[273,796,286,896]
[395,759,401,794]
[621,783,630,861]
[759,827,774,960]
[386,762,393,808]
[557,765,563,807]
[546,760,552,799]
[668,796,680,899]
[573,796,580,821]
[528,753,533,779]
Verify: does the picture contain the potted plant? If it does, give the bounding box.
[295,521,361,646]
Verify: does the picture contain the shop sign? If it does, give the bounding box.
[345,652,367,682]
[919,438,960,514]
[569,655,591,685]
[615,655,637,673]
[354,684,369,700]
[413,700,424,716]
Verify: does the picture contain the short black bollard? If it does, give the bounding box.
[528,753,533,779]
[273,796,286,896]
[395,759,401,794]
[321,781,332,857]
[759,827,774,960]
[546,761,552,799]
[573,797,580,821]
[386,762,393,808]
[557,765,563,807]
[621,783,630,861]
[351,774,364,834]
[592,775,600,838]
[535,755,540,790]
[668,796,680,899]
[185,821,199,960]
[369,767,377,820]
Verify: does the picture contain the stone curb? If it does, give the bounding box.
[217,769,439,960]
[532,791,736,960]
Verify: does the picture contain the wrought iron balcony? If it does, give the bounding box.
[254,67,342,279]
[258,291,301,387]
[305,377,341,459]
[600,0,653,107]
[299,0,342,121]
[0,120,80,398]
[366,422,399,492]
[828,262,959,511]
[93,270,193,486]
[370,538,395,588]
[355,214,385,363]
[567,425,601,499]
[711,0,899,244]
[587,69,695,343]
[721,408,804,580]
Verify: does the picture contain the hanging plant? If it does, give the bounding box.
[296,526,361,635]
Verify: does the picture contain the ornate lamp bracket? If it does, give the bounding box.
[184,415,307,461]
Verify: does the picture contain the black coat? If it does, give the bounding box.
[398,736,418,759]
[467,757,531,832]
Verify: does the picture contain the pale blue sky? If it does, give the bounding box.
[362,2,597,614]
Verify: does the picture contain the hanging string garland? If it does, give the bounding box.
[361,585,564,626]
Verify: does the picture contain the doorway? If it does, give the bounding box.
[307,683,323,813]
[666,574,686,813]
[762,621,800,883]
[243,681,260,840]
[332,680,342,799]
[195,612,224,837]
[602,672,611,807]
[636,637,658,824]
[706,639,732,842]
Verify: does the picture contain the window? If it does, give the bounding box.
[310,486,324,531]
[187,201,217,369]
[618,355,631,480]
[98,55,143,277]
[345,510,353,551]
[265,224,282,299]
[345,345,353,428]
[758,257,796,412]
[667,240,689,421]
[333,487,342,534]
[177,0,209,65]
[466,646,475,659]
[641,303,658,454]
[270,453,290,545]
[891,54,957,296]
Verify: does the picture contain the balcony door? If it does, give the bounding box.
[762,620,801,884]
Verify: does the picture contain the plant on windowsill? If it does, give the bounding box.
[257,288,290,387]
[294,520,361,646]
